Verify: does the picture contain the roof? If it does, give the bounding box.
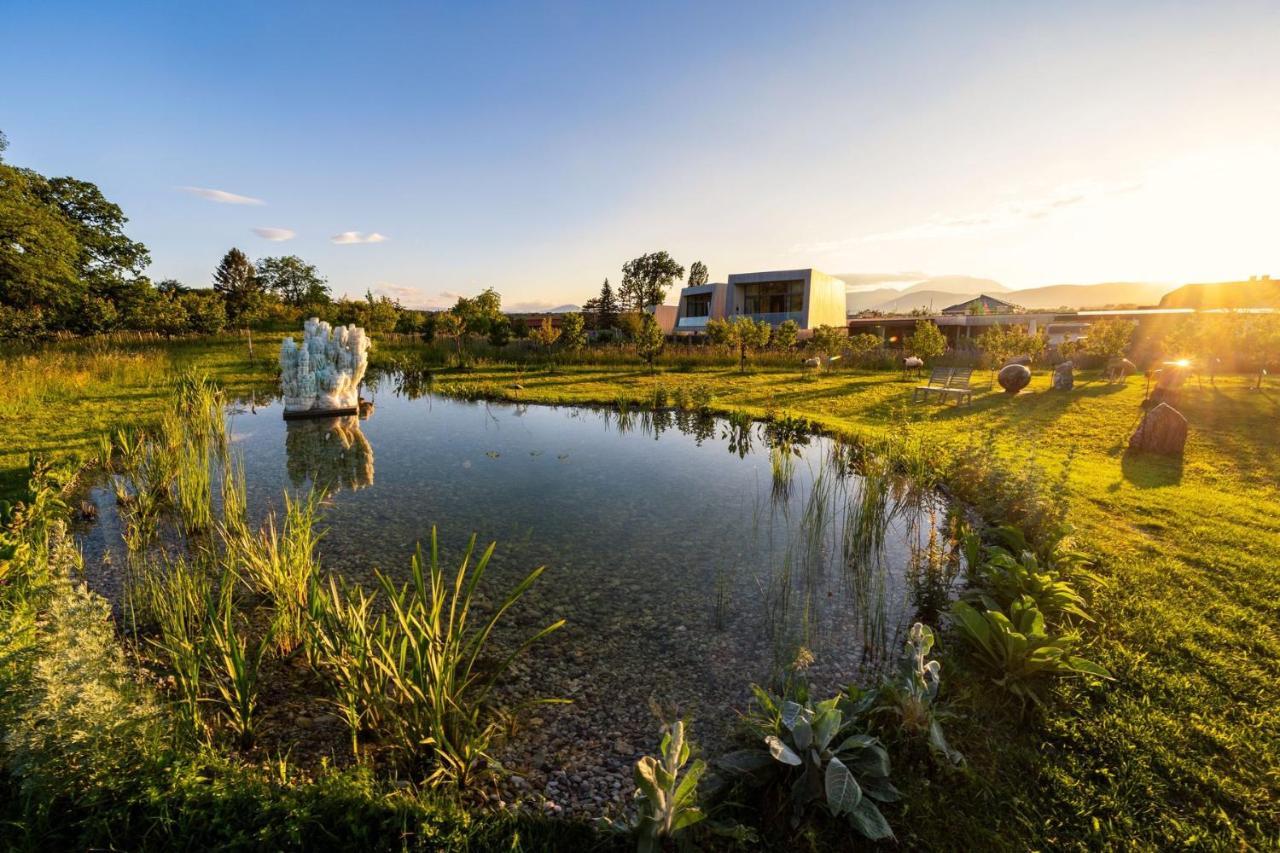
[941,293,1024,315]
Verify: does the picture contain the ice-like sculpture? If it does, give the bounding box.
[280,318,370,417]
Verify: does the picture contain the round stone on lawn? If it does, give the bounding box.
[998,363,1032,394]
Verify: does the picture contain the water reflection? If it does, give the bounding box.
[284,416,374,495]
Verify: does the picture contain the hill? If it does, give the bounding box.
[1159,279,1280,309]
[1007,281,1169,310]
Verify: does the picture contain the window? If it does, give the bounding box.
[684,294,711,317]
[742,280,804,315]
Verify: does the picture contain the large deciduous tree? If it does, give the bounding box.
[0,164,81,314]
[620,251,684,312]
[255,255,330,307]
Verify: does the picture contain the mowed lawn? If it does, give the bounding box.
[3,336,1277,849]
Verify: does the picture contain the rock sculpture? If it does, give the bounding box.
[998,363,1032,394]
[280,318,369,417]
[1127,402,1187,456]
[1051,361,1074,391]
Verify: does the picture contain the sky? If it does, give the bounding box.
[3,0,1278,308]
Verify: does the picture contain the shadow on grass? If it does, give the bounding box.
[1121,448,1184,488]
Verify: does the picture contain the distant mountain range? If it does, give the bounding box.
[1160,279,1280,309]
[841,276,1172,314]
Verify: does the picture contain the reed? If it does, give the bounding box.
[372,529,565,787]
[208,582,267,749]
[231,490,322,654]
[137,556,214,744]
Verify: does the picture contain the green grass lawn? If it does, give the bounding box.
[3,336,1277,849]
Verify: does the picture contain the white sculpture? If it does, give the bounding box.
[280,318,369,417]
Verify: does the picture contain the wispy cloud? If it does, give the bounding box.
[178,186,265,205]
[252,227,295,242]
[332,231,388,245]
[372,284,462,309]
[794,179,1143,254]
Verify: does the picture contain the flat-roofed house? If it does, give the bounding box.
[674,268,847,335]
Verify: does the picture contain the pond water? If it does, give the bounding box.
[79,374,960,815]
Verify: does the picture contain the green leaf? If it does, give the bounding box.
[792,718,813,750]
[847,795,895,840]
[813,708,842,752]
[824,756,862,816]
[765,735,802,766]
[718,749,774,775]
[781,701,803,731]
[1066,656,1113,679]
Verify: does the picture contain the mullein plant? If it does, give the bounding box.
[631,720,707,853]
[876,622,964,767]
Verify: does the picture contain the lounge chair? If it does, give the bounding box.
[913,367,951,402]
[937,367,974,406]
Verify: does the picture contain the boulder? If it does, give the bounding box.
[998,363,1032,394]
[1051,361,1074,391]
[1128,402,1188,456]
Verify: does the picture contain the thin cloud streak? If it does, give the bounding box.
[794,179,1144,254]
[178,186,265,205]
[252,227,295,241]
[372,284,462,309]
[332,231,388,245]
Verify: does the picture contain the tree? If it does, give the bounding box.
[0,164,81,315]
[126,289,189,337]
[434,310,467,367]
[560,312,587,352]
[688,261,708,287]
[634,313,666,373]
[1082,317,1136,361]
[453,287,502,338]
[620,251,683,311]
[256,255,329,307]
[595,278,620,330]
[810,325,846,359]
[909,319,947,363]
[529,317,561,367]
[723,316,772,372]
[0,129,7,161]
[361,290,400,333]
[179,290,227,335]
[846,332,882,365]
[487,315,512,347]
[772,318,799,350]
[37,176,151,300]
[212,248,263,325]
[705,317,731,349]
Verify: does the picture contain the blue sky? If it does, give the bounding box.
[4,1,1278,307]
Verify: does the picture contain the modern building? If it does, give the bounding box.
[941,294,1024,315]
[674,268,848,336]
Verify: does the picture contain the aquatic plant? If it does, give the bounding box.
[230,491,322,654]
[208,584,268,749]
[140,557,214,743]
[372,530,566,787]
[631,720,707,853]
[308,575,392,754]
[721,688,899,841]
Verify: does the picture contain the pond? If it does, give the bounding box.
[79,373,961,817]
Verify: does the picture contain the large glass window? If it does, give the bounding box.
[743,280,804,315]
[684,294,711,317]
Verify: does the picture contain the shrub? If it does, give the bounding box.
[632,720,706,852]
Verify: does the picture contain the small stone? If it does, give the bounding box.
[294,714,313,728]
[613,740,635,756]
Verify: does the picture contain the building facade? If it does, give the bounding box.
[674,268,848,335]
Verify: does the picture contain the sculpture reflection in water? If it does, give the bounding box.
[285,415,374,495]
